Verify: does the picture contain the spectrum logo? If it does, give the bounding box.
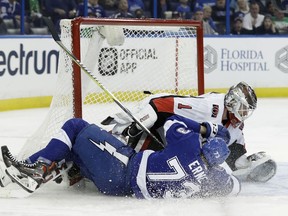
[0,44,59,76]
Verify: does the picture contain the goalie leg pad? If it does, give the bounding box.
[133,104,158,130]
[110,104,158,135]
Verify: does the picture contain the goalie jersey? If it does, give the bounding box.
[109,93,245,150]
[148,93,245,146]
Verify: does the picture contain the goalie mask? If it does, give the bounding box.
[224,82,257,122]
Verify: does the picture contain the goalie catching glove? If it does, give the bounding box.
[233,151,277,182]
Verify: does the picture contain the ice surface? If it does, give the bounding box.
[0,98,287,216]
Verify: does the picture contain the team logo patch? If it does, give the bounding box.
[140,114,149,122]
[178,103,192,109]
[239,122,244,130]
[211,104,219,118]
[176,127,191,134]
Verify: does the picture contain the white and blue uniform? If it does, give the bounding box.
[28,116,240,198]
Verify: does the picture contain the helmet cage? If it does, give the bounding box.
[225,82,257,122]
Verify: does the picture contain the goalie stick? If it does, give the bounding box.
[43,17,164,147]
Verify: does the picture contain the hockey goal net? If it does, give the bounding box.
[18,18,204,159]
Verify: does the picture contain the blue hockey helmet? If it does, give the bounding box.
[202,137,230,166]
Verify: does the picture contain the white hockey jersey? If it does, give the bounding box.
[110,92,245,149]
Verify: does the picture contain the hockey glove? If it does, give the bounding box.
[122,123,143,149]
[202,122,231,144]
[122,122,143,138]
[233,152,277,182]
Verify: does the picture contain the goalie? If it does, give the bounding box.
[102,81,277,183]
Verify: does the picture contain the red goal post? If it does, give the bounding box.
[18,17,204,159]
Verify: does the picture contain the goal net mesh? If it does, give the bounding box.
[18,18,204,159]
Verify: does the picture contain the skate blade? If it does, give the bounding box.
[5,166,39,193]
[0,182,31,198]
[0,160,12,187]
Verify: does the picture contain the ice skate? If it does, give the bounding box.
[0,146,14,187]
[1,145,71,193]
[3,151,55,193]
[0,160,12,187]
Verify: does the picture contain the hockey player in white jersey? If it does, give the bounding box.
[0,116,240,198]
[102,81,277,183]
